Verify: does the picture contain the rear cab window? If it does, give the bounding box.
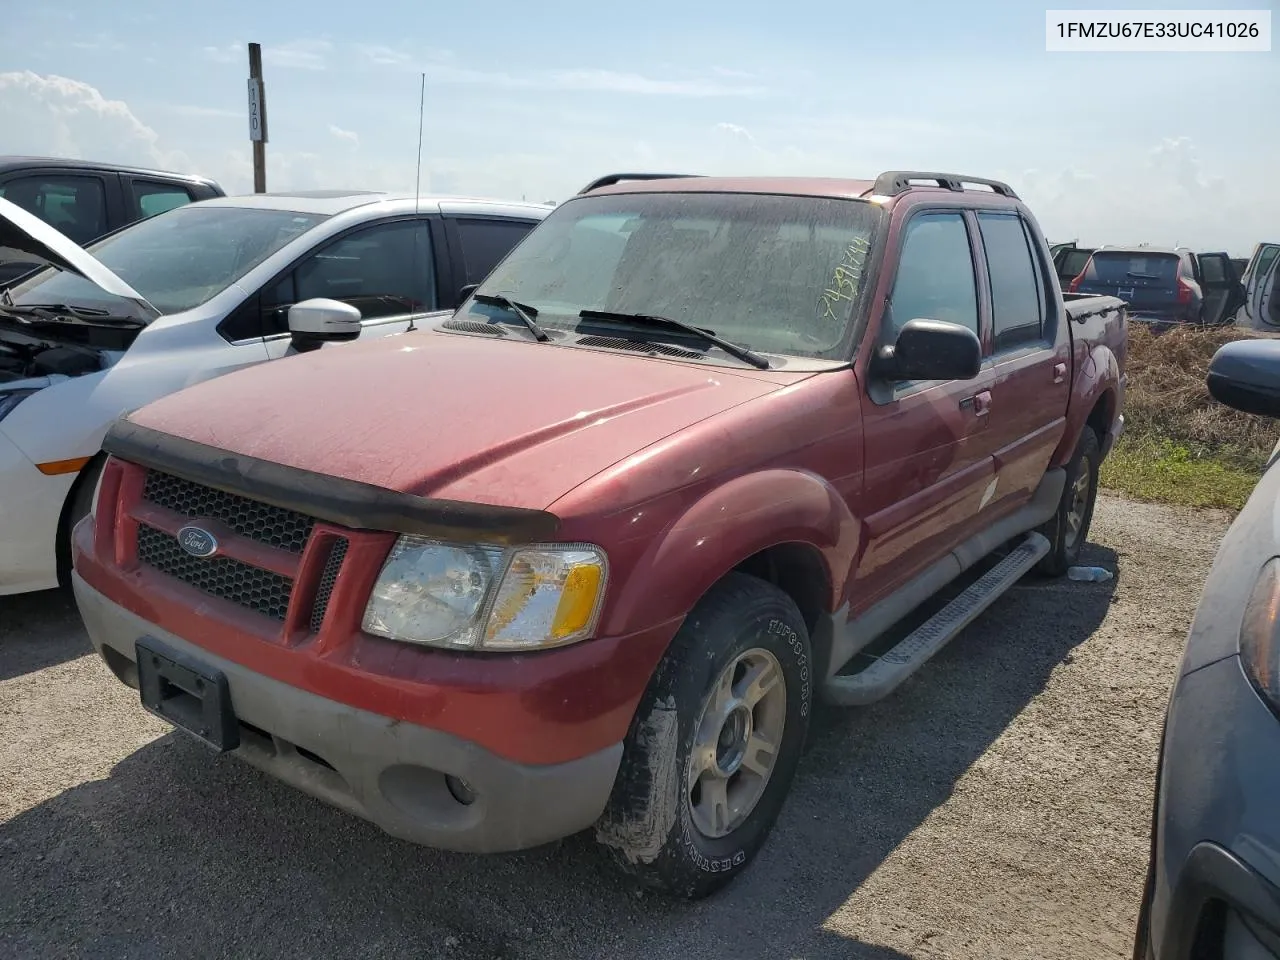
[977,212,1045,352]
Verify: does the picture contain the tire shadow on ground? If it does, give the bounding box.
[0,547,1118,960]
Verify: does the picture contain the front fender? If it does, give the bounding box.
[598,468,861,638]
[1052,341,1121,467]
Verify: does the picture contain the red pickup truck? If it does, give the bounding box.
[71,170,1127,899]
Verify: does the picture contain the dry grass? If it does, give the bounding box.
[1100,324,1280,509]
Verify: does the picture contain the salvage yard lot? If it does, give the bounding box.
[0,495,1230,960]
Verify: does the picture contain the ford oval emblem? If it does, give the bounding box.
[177,525,218,558]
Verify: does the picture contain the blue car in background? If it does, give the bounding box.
[1070,246,1244,330]
[1135,335,1280,959]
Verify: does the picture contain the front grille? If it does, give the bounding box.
[308,538,349,633]
[142,469,315,554]
[137,524,293,621]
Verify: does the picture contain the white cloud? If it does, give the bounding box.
[714,122,756,143]
[328,124,359,147]
[357,44,414,66]
[0,71,191,172]
[202,39,331,71]
[547,69,762,97]
[1012,140,1276,255]
[160,104,241,119]
[265,39,332,71]
[357,45,762,97]
[202,42,240,65]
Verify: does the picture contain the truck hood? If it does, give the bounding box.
[0,196,154,312]
[124,331,791,511]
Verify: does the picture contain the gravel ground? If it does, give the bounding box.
[0,494,1232,960]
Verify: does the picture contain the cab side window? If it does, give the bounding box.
[978,212,1045,352]
[888,212,979,340]
[260,219,435,336]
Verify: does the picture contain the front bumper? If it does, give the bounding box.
[0,428,73,595]
[1149,654,1280,958]
[74,572,624,854]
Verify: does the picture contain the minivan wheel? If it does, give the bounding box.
[595,571,813,899]
[1037,427,1100,577]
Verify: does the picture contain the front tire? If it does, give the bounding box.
[595,572,813,899]
[1037,427,1100,577]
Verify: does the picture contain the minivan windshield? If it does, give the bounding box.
[11,205,329,317]
[467,191,882,360]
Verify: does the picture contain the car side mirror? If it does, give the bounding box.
[457,283,479,306]
[1207,338,1280,418]
[288,298,362,352]
[875,317,982,382]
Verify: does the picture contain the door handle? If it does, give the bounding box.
[1053,362,1067,384]
[961,390,992,416]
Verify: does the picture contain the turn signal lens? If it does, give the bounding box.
[482,546,608,650]
[1240,558,1280,711]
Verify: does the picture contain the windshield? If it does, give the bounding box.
[1083,252,1179,287]
[10,206,329,316]
[467,191,882,360]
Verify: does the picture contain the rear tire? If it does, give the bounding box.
[1037,427,1100,577]
[595,572,813,899]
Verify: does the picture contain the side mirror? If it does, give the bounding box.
[288,298,362,352]
[875,318,982,382]
[1208,338,1280,418]
[456,283,479,306]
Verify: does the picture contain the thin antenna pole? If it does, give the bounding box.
[414,72,425,213]
[408,72,427,333]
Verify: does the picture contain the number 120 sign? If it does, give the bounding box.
[247,78,268,143]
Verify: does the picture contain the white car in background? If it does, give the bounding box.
[0,189,549,596]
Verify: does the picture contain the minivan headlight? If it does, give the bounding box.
[1240,557,1280,712]
[362,536,608,651]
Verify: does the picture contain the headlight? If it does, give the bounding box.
[1240,557,1280,711]
[362,537,608,652]
[0,389,37,423]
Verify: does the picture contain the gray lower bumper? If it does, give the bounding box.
[73,573,622,853]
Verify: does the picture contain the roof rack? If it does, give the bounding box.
[868,171,1019,200]
[577,173,703,195]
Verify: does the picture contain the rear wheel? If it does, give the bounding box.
[595,572,813,899]
[1037,427,1100,577]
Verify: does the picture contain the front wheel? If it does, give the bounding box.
[595,572,813,899]
[1037,427,1100,577]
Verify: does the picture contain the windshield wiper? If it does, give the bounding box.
[0,303,145,327]
[1125,272,1161,281]
[577,309,769,369]
[472,293,550,342]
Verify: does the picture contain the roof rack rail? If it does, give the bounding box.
[577,173,703,195]
[868,171,1020,200]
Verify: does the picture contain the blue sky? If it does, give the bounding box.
[0,0,1275,254]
